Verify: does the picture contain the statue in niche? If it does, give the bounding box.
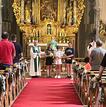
[47,24,52,35]
[49,37,58,51]
[24,0,31,23]
[64,0,74,26]
[67,7,72,25]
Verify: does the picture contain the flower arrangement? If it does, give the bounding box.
[72,61,84,73]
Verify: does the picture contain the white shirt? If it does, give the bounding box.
[54,50,64,64]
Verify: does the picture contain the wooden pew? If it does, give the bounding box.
[0,59,28,107]
[73,61,106,107]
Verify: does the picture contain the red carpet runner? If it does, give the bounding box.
[12,78,83,107]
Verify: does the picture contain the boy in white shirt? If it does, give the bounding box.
[54,46,64,78]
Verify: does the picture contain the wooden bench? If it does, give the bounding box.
[0,59,28,107]
[73,62,106,107]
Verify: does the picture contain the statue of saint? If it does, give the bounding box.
[67,7,72,25]
[49,37,58,51]
[25,1,31,23]
[47,24,52,35]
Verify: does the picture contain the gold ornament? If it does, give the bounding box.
[12,0,85,43]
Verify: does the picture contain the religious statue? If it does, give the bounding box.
[25,1,31,23]
[67,7,72,25]
[49,37,58,51]
[47,24,52,35]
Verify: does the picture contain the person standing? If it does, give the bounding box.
[87,39,96,57]
[64,42,75,78]
[45,44,54,77]
[29,40,41,77]
[96,53,106,80]
[92,53,106,81]
[54,46,64,78]
[90,40,106,70]
[11,34,23,63]
[0,32,15,69]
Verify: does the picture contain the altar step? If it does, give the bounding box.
[25,63,72,78]
[41,70,72,78]
[25,70,70,78]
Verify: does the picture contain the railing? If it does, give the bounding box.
[73,61,106,107]
[0,59,29,107]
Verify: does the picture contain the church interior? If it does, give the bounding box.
[0,0,106,107]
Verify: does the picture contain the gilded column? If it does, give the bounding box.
[32,0,35,23]
[73,0,77,24]
[21,0,24,23]
[58,0,60,23]
[37,0,40,24]
[63,0,66,25]
[33,0,37,24]
[33,0,40,24]
[24,1,31,23]
[58,0,64,24]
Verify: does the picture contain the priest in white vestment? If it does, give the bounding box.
[29,40,41,77]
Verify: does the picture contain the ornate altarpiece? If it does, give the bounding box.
[13,0,85,42]
[12,0,85,57]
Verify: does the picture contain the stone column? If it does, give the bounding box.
[92,0,100,40]
[95,9,100,40]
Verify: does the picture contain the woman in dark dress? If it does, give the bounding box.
[45,44,54,77]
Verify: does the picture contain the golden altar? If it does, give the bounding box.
[12,0,85,43]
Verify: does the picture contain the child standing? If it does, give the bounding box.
[84,57,91,71]
[54,46,64,78]
[64,42,75,78]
